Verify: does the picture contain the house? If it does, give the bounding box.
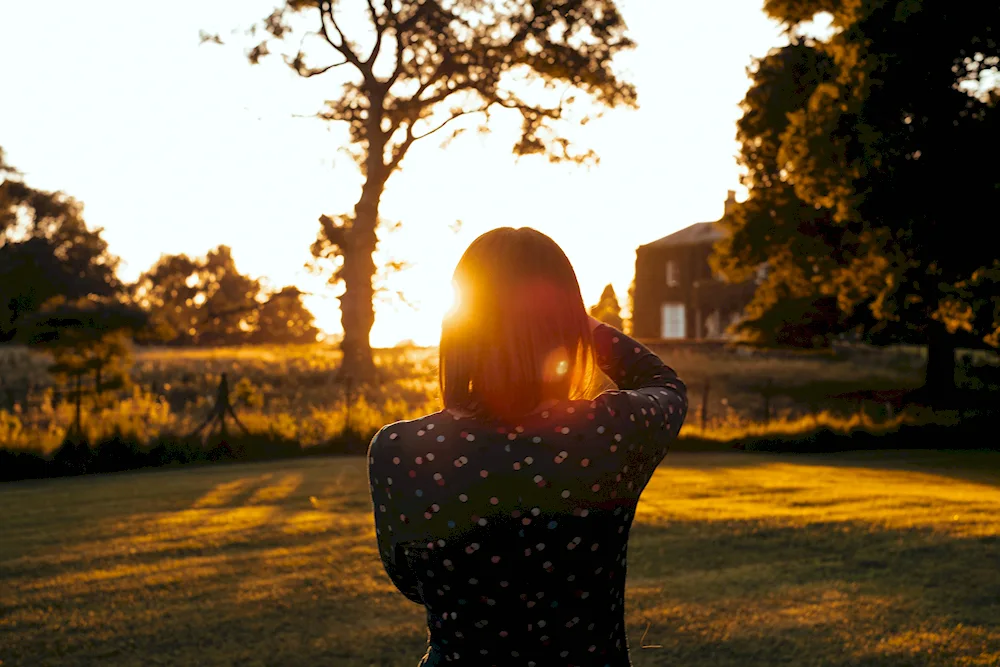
[631,191,763,340]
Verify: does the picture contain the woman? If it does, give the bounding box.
[367,227,688,666]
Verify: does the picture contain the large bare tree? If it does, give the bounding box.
[214,0,637,379]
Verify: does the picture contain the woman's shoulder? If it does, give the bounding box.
[368,410,451,458]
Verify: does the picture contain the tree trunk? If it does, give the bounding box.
[924,325,957,404]
[339,175,384,382]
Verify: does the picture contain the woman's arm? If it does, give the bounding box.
[590,320,688,457]
[367,429,425,606]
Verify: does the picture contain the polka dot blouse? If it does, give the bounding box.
[367,324,688,666]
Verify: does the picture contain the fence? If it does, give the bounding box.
[0,371,363,447]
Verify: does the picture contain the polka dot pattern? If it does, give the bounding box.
[367,324,688,665]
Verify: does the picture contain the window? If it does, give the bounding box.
[660,303,686,339]
[666,260,680,287]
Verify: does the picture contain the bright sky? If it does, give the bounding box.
[0,0,795,347]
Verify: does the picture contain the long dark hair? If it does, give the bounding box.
[439,227,598,422]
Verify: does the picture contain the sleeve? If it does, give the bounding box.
[591,323,688,472]
[367,427,424,606]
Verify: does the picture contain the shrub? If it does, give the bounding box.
[52,436,93,476]
[0,448,50,481]
[146,434,206,466]
[92,428,145,473]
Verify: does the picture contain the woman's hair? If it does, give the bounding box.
[439,227,599,421]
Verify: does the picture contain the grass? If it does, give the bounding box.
[3,340,986,455]
[2,451,998,666]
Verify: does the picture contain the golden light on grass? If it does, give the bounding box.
[246,473,303,505]
[1,453,997,665]
[191,477,267,508]
[637,457,1000,537]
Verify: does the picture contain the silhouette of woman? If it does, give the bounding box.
[367,227,688,666]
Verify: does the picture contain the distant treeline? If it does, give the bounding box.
[1,146,318,348]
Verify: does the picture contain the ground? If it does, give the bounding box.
[2,451,998,666]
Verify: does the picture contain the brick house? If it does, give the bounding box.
[631,191,763,340]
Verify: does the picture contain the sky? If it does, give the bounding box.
[0,0,797,347]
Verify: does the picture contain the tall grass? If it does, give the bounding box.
[0,341,993,458]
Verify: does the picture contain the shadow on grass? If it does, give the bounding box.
[2,457,998,667]
[624,518,1000,666]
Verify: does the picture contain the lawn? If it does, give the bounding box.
[2,451,999,666]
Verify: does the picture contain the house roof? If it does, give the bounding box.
[638,221,724,251]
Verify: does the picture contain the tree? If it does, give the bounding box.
[711,43,849,348]
[215,0,638,379]
[197,246,264,346]
[250,285,320,343]
[131,246,320,346]
[131,245,261,346]
[130,252,201,344]
[714,1,1000,395]
[17,296,149,435]
[1,147,122,342]
[589,283,623,330]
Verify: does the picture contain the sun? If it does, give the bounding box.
[368,279,461,348]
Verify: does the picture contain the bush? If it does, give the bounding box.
[146,435,206,466]
[92,428,145,473]
[0,448,50,481]
[52,436,93,476]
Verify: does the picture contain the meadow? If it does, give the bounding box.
[2,451,999,666]
[4,340,994,457]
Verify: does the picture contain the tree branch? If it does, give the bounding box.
[387,124,417,172]
[319,214,349,248]
[365,0,385,66]
[285,53,350,77]
[387,104,485,171]
[411,108,480,142]
[318,0,370,81]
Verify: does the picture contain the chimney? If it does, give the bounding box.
[723,190,737,218]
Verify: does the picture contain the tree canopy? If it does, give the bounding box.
[589,283,624,331]
[211,0,638,378]
[1,147,122,342]
[131,245,319,346]
[713,1,999,390]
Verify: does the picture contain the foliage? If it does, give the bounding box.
[589,283,624,330]
[0,147,123,342]
[130,246,318,346]
[714,2,1000,390]
[249,286,320,344]
[207,0,639,378]
[16,296,149,401]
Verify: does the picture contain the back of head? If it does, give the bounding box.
[440,227,598,422]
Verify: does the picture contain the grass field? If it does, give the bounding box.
[2,451,999,666]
